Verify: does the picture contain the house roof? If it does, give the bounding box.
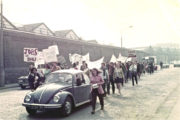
[0,14,17,30]
[18,23,42,31]
[55,29,72,37]
[87,40,98,44]
[54,29,79,39]
[18,22,55,35]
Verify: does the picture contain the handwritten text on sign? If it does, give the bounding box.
[24,48,38,62]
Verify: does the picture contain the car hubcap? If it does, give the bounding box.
[65,101,71,114]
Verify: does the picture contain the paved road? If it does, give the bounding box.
[0,68,180,120]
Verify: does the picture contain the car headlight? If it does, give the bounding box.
[25,94,31,102]
[53,95,60,103]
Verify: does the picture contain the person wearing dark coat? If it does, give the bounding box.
[137,63,141,79]
[28,68,41,90]
[108,62,115,94]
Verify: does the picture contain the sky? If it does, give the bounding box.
[2,0,180,48]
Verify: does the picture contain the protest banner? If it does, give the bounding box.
[88,57,104,69]
[24,48,38,62]
[82,53,90,62]
[110,54,117,62]
[69,53,82,64]
[117,53,127,62]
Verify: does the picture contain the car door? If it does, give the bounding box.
[82,73,91,101]
[73,73,87,104]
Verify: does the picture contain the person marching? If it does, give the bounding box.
[90,68,104,114]
[129,62,138,86]
[28,67,41,91]
[114,63,125,95]
[108,62,115,94]
[100,63,109,96]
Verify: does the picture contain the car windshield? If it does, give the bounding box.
[46,73,73,85]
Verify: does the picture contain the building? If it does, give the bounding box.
[0,15,148,85]
[55,29,80,40]
[18,23,54,36]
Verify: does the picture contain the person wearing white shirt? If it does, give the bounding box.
[129,62,138,86]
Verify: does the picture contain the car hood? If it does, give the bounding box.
[32,83,70,104]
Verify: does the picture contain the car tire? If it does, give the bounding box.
[61,96,72,116]
[26,107,37,115]
[20,85,26,89]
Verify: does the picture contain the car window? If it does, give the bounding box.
[46,73,72,85]
[74,73,85,86]
[83,74,90,84]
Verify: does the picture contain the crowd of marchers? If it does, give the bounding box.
[27,60,157,115]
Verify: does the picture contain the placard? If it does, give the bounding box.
[24,48,38,62]
[128,50,136,57]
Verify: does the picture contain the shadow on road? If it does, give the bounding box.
[22,103,91,120]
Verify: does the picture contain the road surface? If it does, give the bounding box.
[0,68,180,120]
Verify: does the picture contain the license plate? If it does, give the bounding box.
[30,106,44,110]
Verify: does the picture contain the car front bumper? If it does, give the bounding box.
[22,103,62,109]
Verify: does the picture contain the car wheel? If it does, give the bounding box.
[26,107,37,115]
[61,96,72,116]
[20,85,26,89]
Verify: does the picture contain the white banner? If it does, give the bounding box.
[48,45,59,55]
[110,54,117,63]
[82,53,90,62]
[69,53,83,64]
[69,53,90,64]
[42,48,58,63]
[117,53,127,62]
[88,57,104,69]
[24,48,38,62]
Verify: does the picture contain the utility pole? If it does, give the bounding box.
[120,25,133,48]
[0,0,5,87]
[121,35,123,48]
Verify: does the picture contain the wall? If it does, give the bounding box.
[1,29,147,84]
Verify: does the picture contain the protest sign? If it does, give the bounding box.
[34,51,45,67]
[128,50,136,57]
[42,48,58,63]
[24,48,38,62]
[48,45,59,55]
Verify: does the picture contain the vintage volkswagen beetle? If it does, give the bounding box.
[22,69,91,116]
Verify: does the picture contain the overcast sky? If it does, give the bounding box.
[3,0,180,48]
